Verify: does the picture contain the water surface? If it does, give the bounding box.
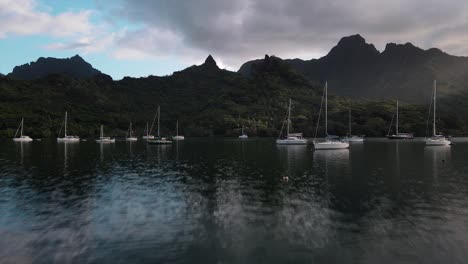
[1,138,468,263]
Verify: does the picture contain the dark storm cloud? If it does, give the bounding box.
[113,0,468,68]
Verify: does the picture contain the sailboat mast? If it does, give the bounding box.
[146,122,149,136]
[349,108,351,136]
[21,118,24,137]
[287,98,291,136]
[100,125,103,138]
[64,111,68,137]
[396,100,399,135]
[176,120,179,136]
[433,80,437,136]
[157,106,160,138]
[325,82,328,136]
[241,124,244,135]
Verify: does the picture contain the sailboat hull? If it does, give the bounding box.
[347,136,364,142]
[387,134,414,139]
[425,138,451,146]
[173,136,185,140]
[147,139,172,144]
[57,137,80,142]
[276,138,308,145]
[13,136,33,142]
[126,137,138,141]
[313,141,349,150]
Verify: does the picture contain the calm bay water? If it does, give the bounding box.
[1,138,468,263]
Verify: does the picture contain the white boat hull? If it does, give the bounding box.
[347,136,364,143]
[276,139,308,145]
[238,135,248,139]
[13,136,33,142]
[96,138,115,143]
[142,135,155,140]
[425,138,451,146]
[314,141,349,150]
[147,139,172,144]
[57,137,80,142]
[173,136,185,141]
[126,137,138,141]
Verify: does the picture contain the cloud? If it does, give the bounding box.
[109,0,468,69]
[0,0,93,38]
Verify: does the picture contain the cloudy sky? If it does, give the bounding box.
[1,0,467,79]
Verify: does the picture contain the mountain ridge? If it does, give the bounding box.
[7,55,106,80]
[239,34,468,103]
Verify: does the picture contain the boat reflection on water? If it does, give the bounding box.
[57,141,79,175]
[313,148,350,175]
[276,145,308,180]
[424,145,451,183]
[15,141,32,165]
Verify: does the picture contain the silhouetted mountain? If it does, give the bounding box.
[0,53,466,138]
[239,34,468,103]
[7,55,104,80]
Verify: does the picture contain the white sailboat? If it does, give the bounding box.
[142,110,157,140]
[387,100,414,139]
[238,124,248,139]
[126,122,138,141]
[276,98,308,145]
[173,120,185,141]
[13,118,33,142]
[57,111,80,142]
[96,125,115,143]
[147,106,172,144]
[346,108,364,143]
[426,80,451,146]
[313,82,349,150]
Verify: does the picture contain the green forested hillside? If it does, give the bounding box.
[0,55,465,138]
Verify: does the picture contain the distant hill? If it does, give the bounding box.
[239,34,468,103]
[2,54,464,138]
[7,55,105,80]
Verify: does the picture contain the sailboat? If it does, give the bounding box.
[346,108,364,143]
[387,100,414,139]
[13,118,33,142]
[276,98,308,145]
[147,106,172,144]
[426,80,451,146]
[173,120,185,141]
[96,125,115,143]
[313,82,349,150]
[142,110,157,140]
[238,124,248,139]
[57,111,80,142]
[126,122,138,141]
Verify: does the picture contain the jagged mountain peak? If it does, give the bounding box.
[204,55,218,68]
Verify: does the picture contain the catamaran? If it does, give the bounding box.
[126,122,138,141]
[96,125,115,143]
[13,118,33,142]
[142,110,157,140]
[57,111,80,142]
[173,120,185,141]
[276,98,308,145]
[239,124,248,139]
[313,82,349,150]
[426,80,451,146]
[147,106,172,144]
[346,108,364,143]
[387,100,414,139]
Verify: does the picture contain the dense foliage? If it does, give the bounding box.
[0,55,465,138]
